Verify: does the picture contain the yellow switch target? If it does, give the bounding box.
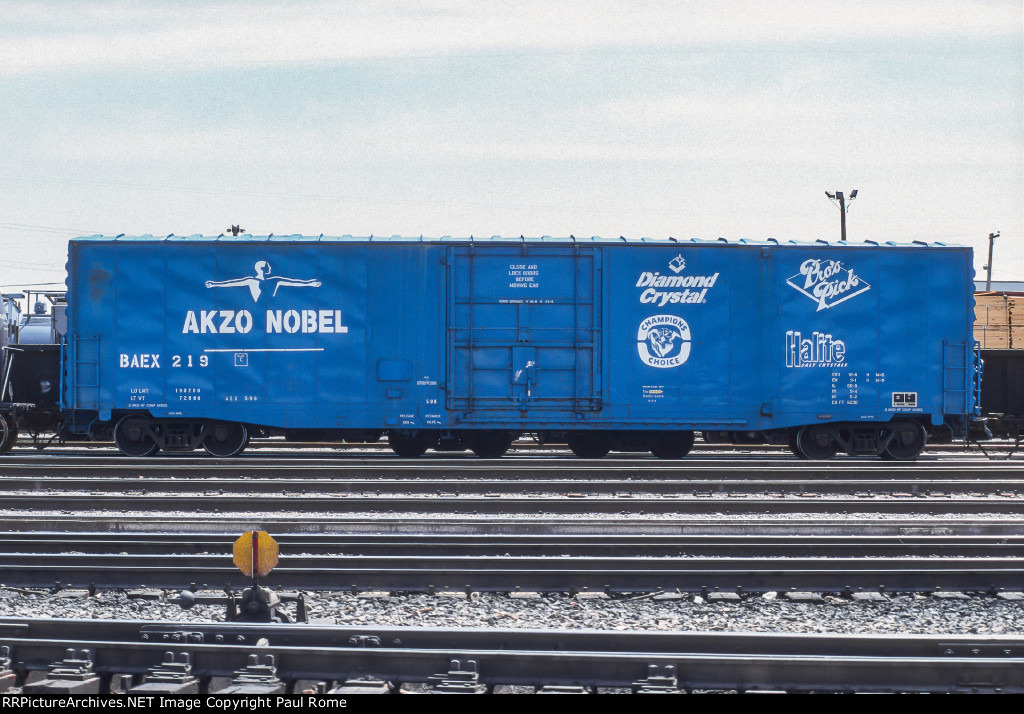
[233,530,279,578]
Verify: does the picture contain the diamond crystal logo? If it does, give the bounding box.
[635,255,719,306]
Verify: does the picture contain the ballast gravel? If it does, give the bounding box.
[0,588,1020,636]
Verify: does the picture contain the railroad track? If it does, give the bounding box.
[3,531,1024,593]
[6,552,1024,593]
[2,453,1023,499]
[6,532,1024,557]
[2,475,1023,497]
[2,451,1022,472]
[2,455,1024,508]
[1,451,1021,695]
[0,514,1018,535]
[0,493,1021,516]
[1,618,1021,693]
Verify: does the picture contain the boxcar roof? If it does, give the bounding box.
[71,234,962,248]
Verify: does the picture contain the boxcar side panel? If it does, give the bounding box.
[774,247,881,426]
[64,237,976,435]
[603,244,753,428]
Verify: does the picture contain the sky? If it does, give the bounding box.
[1,1,1021,290]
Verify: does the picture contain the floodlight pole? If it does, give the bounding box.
[984,231,1000,291]
[825,190,857,242]
[838,195,848,243]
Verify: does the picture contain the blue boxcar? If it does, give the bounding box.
[62,235,979,459]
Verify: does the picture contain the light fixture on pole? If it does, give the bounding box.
[825,189,858,242]
[983,231,1000,291]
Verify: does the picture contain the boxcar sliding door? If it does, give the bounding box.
[446,244,601,419]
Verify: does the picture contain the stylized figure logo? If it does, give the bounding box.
[637,315,691,368]
[205,261,321,302]
[647,327,679,358]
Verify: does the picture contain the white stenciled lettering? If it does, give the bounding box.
[184,310,254,334]
[180,310,217,333]
[219,310,236,334]
[186,308,348,335]
[266,310,282,333]
[635,272,719,289]
[264,309,348,334]
[785,330,848,368]
[119,353,161,368]
[283,309,300,333]
[639,287,709,306]
[235,310,253,333]
[302,309,317,333]
[635,268,719,305]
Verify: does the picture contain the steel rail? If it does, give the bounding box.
[0,515,1020,536]
[8,617,1023,658]
[1,456,1021,481]
[1,475,1022,496]
[1,619,1021,693]
[2,532,1022,557]
[6,553,1024,572]
[4,555,1023,592]
[0,493,1020,515]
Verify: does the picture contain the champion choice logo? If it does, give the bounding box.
[637,315,691,368]
[786,258,870,311]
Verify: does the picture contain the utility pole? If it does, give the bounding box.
[825,190,858,242]
[984,231,1000,291]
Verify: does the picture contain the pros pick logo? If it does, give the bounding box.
[637,315,691,368]
[786,258,870,311]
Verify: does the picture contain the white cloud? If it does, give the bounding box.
[1,1,1018,280]
[1,1,1019,74]
[46,93,1019,174]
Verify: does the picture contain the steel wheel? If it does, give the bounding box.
[567,433,611,459]
[883,421,926,461]
[795,425,837,460]
[650,431,695,459]
[0,414,16,455]
[388,431,429,458]
[114,416,159,457]
[203,422,249,457]
[788,429,808,459]
[469,431,511,459]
